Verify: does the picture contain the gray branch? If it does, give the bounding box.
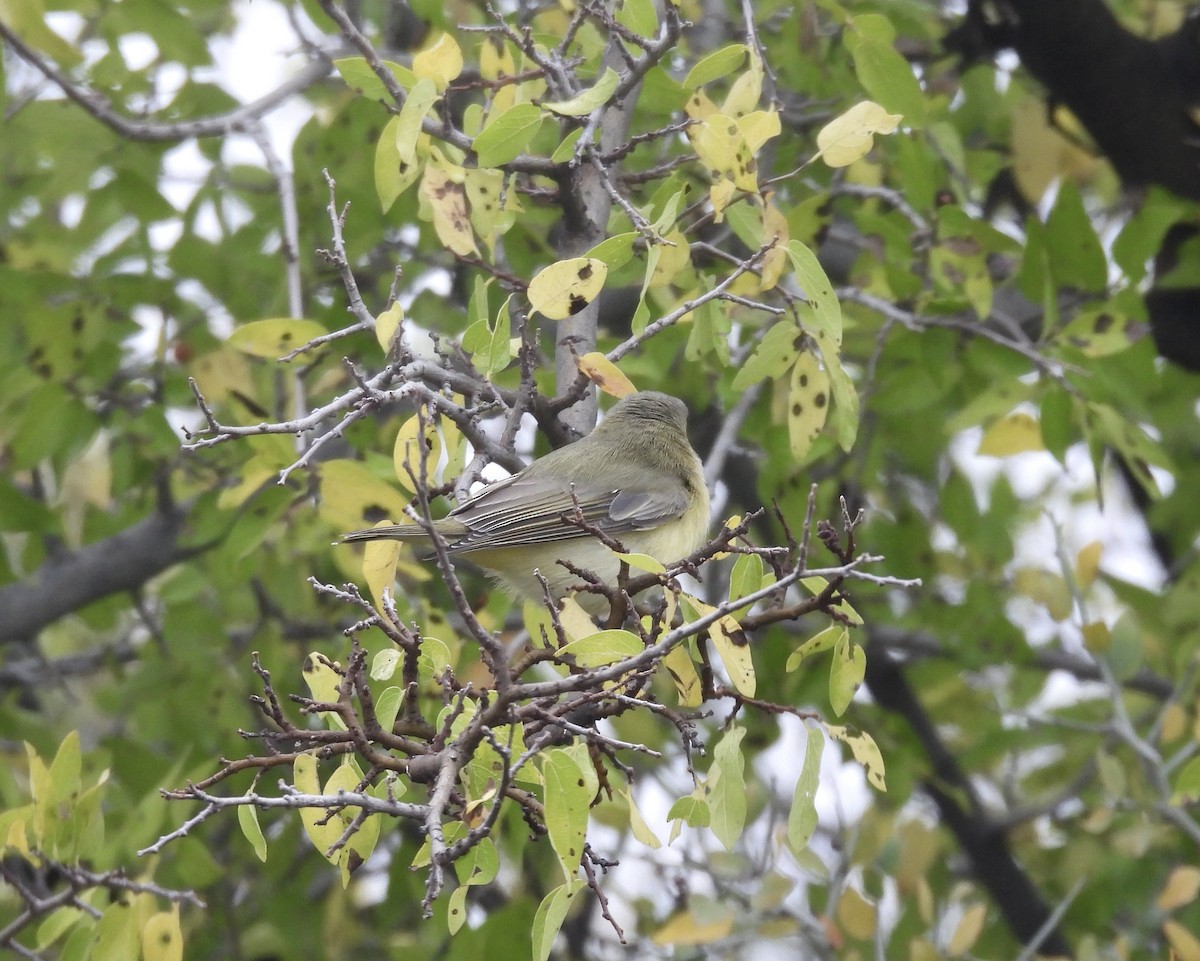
[0,506,201,646]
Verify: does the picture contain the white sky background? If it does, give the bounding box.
[34,0,1178,946]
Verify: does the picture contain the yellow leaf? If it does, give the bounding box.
[528,257,609,320]
[1076,540,1103,589]
[661,644,702,706]
[141,907,183,961]
[788,351,830,460]
[412,33,463,91]
[392,414,443,493]
[1158,866,1200,912]
[836,887,876,941]
[479,38,515,81]
[558,597,601,641]
[1011,97,1100,203]
[815,101,902,168]
[620,788,662,849]
[188,347,252,404]
[317,459,412,532]
[734,107,782,152]
[650,228,692,287]
[684,88,718,120]
[227,318,327,359]
[1165,920,1200,961]
[720,50,762,117]
[947,903,987,956]
[420,164,478,257]
[826,724,887,791]
[688,112,759,193]
[977,412,1045,457]
[682,595,754,696]
[361,535,402,612]
[651,906,735,946]
[576,352,637,397]
[375,302,403,354]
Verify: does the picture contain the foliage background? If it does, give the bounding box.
[2,0,1199,959]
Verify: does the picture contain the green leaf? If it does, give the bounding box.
[542,748,594,881]
[374,686,404,734]
[845,15,925,122]
[683,44,748,89]
[787,623,846,671]
[828,631,865,716]
[731,321,801,390]
[786,241,843,348]
[334,57,415,98]
[395,77,440,165]
[375,114,422,211]
[557,629,643,667]
[531,880,585,961]
[667,791,710,827]
[787,727,824,853]
[473,102,544,167]
[729,552,770,602]
[238,804,267,862]
[227,318,328,359]
[1044,181,1107,293]
[708,726,747,850]
[543,67,620,116]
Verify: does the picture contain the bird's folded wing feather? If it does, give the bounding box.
[450,473,688,552]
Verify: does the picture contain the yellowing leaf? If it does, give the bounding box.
[542,67,620,116]
[141,907,183,961]
[978,412,1045,457]
[737,110,782,153]
[577,352,637,397]
[558,597,600,641]
[528,257,609,320]
[318,459,411,532]
[688,112,759,198]
[836,886,876,941]
[826,724,887,791]
[374,114,423,212]
[828,631,865,716]
[412,33,463,91]
[392,413,443,493]
[788,351,830,460]
[662,644,702,706]
[651,906,735,946]
[721,49,763,117]
[395,78,439,165]
[227,318,327,359]
[815,101,902,168]
[620,788,662,849]
[420,164,479,257]
[361,535,401,613]
[682,595,755,695]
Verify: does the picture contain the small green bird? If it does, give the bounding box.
[342,391,710,610]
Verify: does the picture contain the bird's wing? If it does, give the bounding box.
[448,473,689,552]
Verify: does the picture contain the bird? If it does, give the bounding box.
[342,391,711,611]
